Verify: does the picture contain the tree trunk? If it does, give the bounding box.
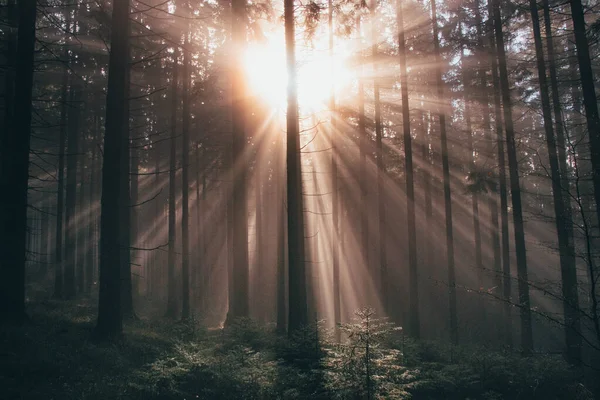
[77,129,86,293]
[130,129,139,299]
[491,0,533,354]
[461,45,484,322]
[528,0,581,363]
[0,0,36,323]
[54,65,69,300]
[475,1,502,343]
[485,0,512,346]
[285,0,308,333]
[430,0,457,345]
[166,49,179,318]
[119,42,134,320]
[568,0,600,237]
[371,0,388,316]
[2,0,16,144]
[181,30,191,320]
[329,0,341,342]
[357,16,369,270]
[397,0,418,337]
[64,85,80,300]
[95,0,130,339]
[86,115,98,293]
[229,0,250,320]
[40,195,50,277]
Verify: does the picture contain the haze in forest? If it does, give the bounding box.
[1,0,600,397]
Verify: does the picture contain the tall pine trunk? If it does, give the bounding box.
[86,116,98,293]
[329,0,341,342]
[491,0,533,353]
[462,49,484,324]
[54,63,69,299]
[528,0,581,363]
[276,132,287,333]
[285,0,308,333]
[357,16,368,269]
[475,1,502,342]
[166,50,179,318]
[227,0,250,321]
[397,0,418,337]
[430,0,457,345]
[119,42,133,320]
[568,0,600,235]
[181,30,191,320]
[371,0,387,314]
[485,0,512,346]
[95,0,130,339]
[64,85,80,300]
[0,0,37,323]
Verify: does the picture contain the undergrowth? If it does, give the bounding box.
[0,301,593,399]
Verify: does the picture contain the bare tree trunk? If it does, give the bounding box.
[329,0,341,342]
[475,1,502,342]
[2,0,16,143]
[397,0,418,337]
[485,0,512,346]
[54,64,68,300]
[95,0,130,339]
[370,0,388,316]
[40,194,50,277]
[568,0,600,236]
[181,30,191,321]
[357,16,368,270]
[276,132,287,333]
[461,43,484,327]
[86,115,98,293]
[430,0,457,345]
[166,49,179,318]
[77,130,87,293]
[194,138,202,312]
[120,41,134,320]
[228,0,250,320]
[130,134,139,300]
[285,0,307,333]
[528,0,581,363]
[64,85,80,300]
[0,0,36,323]
[491,0,533,353]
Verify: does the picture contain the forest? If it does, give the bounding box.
[1,0,600,397]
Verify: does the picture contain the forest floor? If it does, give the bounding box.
[0,300,595,400]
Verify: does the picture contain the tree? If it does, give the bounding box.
[64,85,80,300]
[0,0,37,324]
[568,0,600,235]
[329,0,341,343]
[370,0,388,315]
[397,0,418,338]
[461,44,483,322]
[53,55,69,300]
[229,0,250,320]
[95,0,130,339]
[430,0,457,345]
[484,0,512,346]
[285,0,308,334]
[357,14,368,270]
[527,0,580,363]
[166,48,179,318]
[490,0,533,354]
[181,27,191,320]
[474,0,503,343]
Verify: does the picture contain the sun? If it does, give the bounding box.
[243,35,352,111]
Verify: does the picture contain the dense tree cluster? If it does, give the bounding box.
[2,0,600,382]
